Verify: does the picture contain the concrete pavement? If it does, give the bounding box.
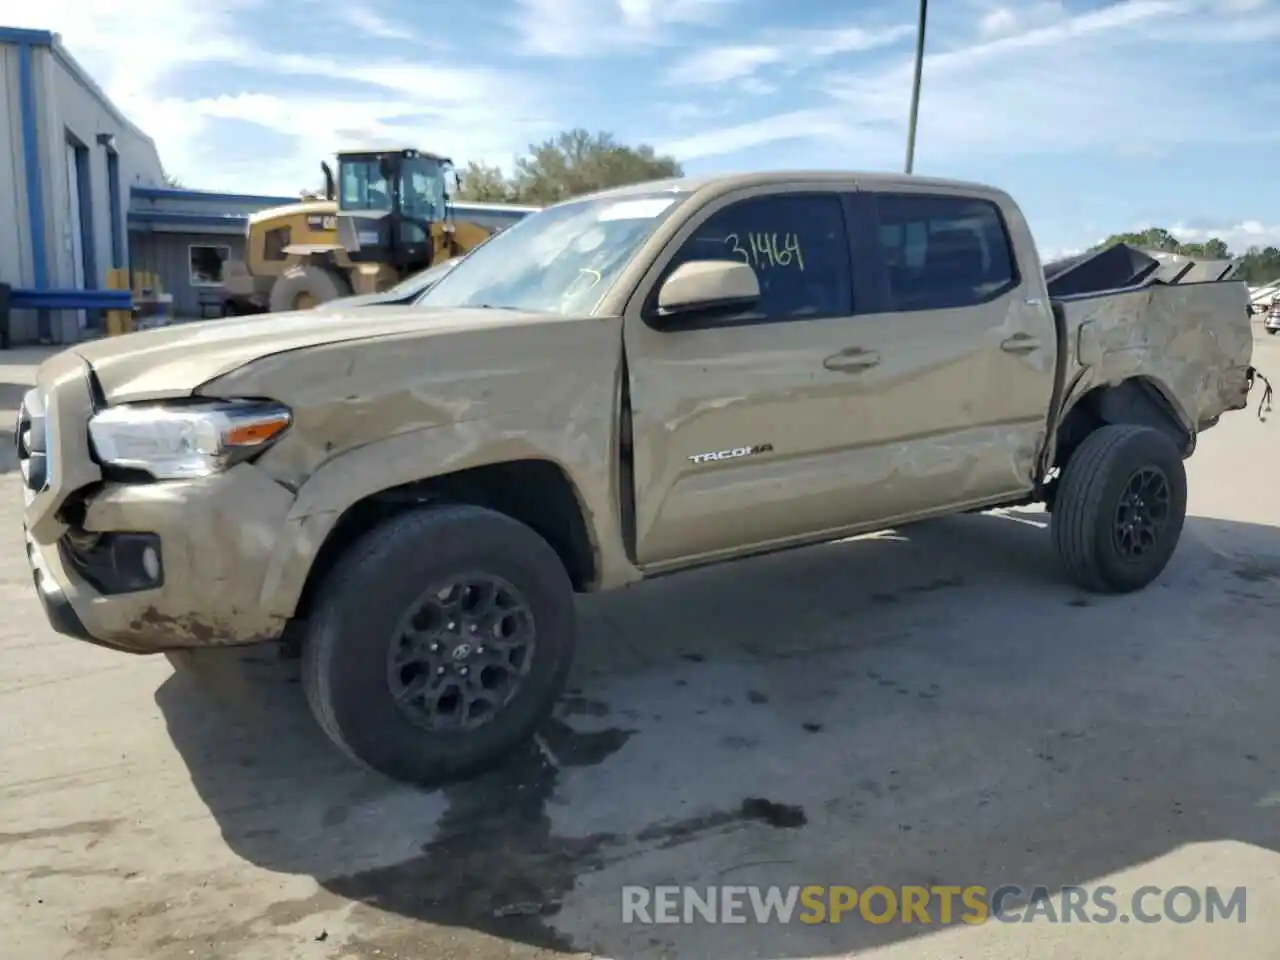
[2,334,1279,959]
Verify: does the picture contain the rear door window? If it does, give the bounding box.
[872,193,1019,312]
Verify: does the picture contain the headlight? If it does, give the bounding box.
[87,399,292,480]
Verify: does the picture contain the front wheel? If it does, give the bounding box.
[301,504,577,787]
[1050,424,1188,593]
[1267,327,1278,335]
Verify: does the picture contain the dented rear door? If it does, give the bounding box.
[840,187,1059,515]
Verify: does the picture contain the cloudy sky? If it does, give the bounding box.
[5,0,1279,258]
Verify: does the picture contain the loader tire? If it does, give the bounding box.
[1050,424,1187,594]
[269,264,351,312]
[301,504,577,788]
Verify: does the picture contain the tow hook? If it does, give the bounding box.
[1247,366,1273,421]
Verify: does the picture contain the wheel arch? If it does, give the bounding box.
[289,457,599,623]
[1052,375,1194,471]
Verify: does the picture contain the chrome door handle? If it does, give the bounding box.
[824,347,881,372]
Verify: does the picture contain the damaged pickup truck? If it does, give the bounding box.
[16,171,1260,787]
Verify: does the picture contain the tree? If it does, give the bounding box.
[455,129,683,205]
[455,161,518,203]
[162,172,184,188]
[1096,227,1182,252]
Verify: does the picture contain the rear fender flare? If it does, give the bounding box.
[1054,375,1195,469]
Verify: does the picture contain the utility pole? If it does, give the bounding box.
[904,0,928,174]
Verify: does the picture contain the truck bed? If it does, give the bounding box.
[1043,242,1240,298]
[1052,255,1254,434]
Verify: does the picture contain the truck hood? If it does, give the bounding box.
[69,306,557,404]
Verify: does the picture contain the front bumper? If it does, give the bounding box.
[17,356,297,653]
[1266,314,1280,332]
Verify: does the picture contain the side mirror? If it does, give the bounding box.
[656,260,760,316]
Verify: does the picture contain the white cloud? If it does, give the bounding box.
[976,1,1067,39]
[335,2,417,41]
[5,0,557,193]
[662,22,914,87]
[0,0,259,181]
[510,0,736,57]
[660,108,850,159]
[1171,221,1280,253]
[664,44,786,85]
[659,0,1280,165]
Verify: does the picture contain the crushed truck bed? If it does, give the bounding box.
[1044,242,1241,298]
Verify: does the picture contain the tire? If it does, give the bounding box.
[301,504,576,787]
[268,264,351,312]
[1050,424,1188,593]
[1267,327,1278,336]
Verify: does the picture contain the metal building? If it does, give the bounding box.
[0,26,165,344]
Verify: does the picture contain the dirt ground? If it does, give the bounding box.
[2,334,1280,960]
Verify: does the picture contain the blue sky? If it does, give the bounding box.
[12,0,1280,258]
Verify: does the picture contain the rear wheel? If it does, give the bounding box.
[301,504,576,787]
[269,264,351,312]
[1050,424,1187,593]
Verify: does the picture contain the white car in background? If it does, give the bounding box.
[1265,299,1280,335]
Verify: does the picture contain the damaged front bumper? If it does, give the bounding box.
[16,355,296,653]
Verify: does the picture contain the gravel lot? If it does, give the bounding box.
[3,333,1280,960]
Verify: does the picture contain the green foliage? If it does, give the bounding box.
[455,129,683,206]
[162,172,183,188]
[1095,227,1280,284]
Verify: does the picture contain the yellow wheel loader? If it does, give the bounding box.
[222,148,536,314]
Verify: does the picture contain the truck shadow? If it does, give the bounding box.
[155,509,1280,958]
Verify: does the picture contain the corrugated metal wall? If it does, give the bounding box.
[130,231,247,317]
[0,44,33,295]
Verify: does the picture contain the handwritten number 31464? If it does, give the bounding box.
[725,232,805,271]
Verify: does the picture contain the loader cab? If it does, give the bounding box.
[329,148,454,273]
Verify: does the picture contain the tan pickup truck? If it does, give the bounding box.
[15,171,1260,787]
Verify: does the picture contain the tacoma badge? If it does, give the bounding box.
[688,443,774,465]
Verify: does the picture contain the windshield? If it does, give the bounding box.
[417,191,689,315]
[338,158,392,212]
[400,155,447,222]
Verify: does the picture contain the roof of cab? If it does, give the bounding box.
[576,170,1006,203]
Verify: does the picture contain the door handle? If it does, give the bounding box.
[1000,333,1042,354]
[823,347,881,372]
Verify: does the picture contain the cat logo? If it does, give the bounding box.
[307,215,337,231]
[687,443,774,465]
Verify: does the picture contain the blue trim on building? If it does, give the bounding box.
[15,38,49,289]
[10,288,132,311]
[0,27,54,45]
[131,186,300,205]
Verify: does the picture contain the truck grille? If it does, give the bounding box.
[15,388,50,494]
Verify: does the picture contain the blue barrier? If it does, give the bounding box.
[9,288,134,311]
